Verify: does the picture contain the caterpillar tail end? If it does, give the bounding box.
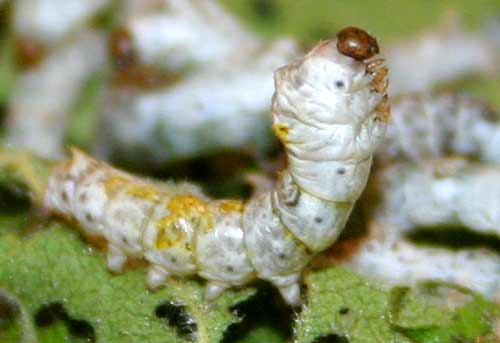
[0,147,55,205]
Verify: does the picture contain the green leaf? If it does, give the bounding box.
[388,282,500,343]
[0,223,253,343]
[295,267,411,343]
[0,34,17,106]
[65,71,108,150]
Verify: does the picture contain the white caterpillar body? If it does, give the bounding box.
[380,93,500,164]
[5,31,107,159]
[117,0,259,72]
[103,39,297,164]
[375,158,500,238]
[341,157,500,300]
[44,30,389,305]
[13,0,109,46]
[345,228,500,299]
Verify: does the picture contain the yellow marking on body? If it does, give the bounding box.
[104,176,130,196]
[219,200,244,213]
[155,195,214,249]
[126,183,162,202]
[155,220,185,249]
[272,123,290,142]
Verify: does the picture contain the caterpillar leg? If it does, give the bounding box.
[204,281,229,302]
[271,274,302,307]
[146,265,169,290]
[107,244,127,273]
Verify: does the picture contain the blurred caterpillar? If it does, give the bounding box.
[43,27,389,306]
[379,93,500,164]
[339,158,500,299]
[374,158,500,239]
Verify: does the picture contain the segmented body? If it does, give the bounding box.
[380,93,500,164]
[372,94,500,237]
[340,158,500,299]
[44,28,389,305]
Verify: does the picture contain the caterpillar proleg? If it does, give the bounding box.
[43,27,389,306]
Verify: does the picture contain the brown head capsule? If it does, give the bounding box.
[336,27,379,61]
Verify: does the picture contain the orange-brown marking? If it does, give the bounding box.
[367,58,388,94]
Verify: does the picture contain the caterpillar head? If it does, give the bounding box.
[271,27,388,158]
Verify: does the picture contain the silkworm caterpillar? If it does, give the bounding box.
[343,223,500,299]
[379,93,500,164]
[109,0,260,75]
[43,27,389,306]
[5,31,107,159]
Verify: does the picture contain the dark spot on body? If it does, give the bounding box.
[335,80,344,88]
[337,168,346,175]
[171,257,177,263]
[84,212,93,222]
[314,217,323,223]
[226,266,234,272]
[61,191,68,202]
[278,253,286,259]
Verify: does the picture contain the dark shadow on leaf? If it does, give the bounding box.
[34,303,95,342]
[0,293,18,331]
[0,184,31,215]
[222,283,293,343]
[155,301,196,341]
[312,334,350,343]
[407,227,500,254]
